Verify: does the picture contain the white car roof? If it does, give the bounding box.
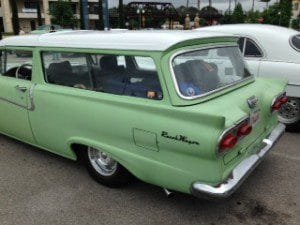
[197,24,300,62]
[196,24,298,37]
[0,30,236,51]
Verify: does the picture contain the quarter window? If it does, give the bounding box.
[1,50,33,80]
[42,52,163,100]
[244,39,263,57]
[290,34,300,52]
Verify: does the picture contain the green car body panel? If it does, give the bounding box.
[0,34,287,196]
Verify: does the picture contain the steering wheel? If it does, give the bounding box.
[15,63,33,80]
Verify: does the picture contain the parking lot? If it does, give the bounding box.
[0,131,299,225]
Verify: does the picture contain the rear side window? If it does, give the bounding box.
[244,39,262,57]
[42,52,163,100]
[290,34,300,51]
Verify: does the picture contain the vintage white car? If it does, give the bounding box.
[197,24,300,130]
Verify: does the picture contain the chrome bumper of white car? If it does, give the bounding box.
[191,123,285,198]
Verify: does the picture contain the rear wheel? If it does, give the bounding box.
[278,98,300,132]
[83,146,132,187]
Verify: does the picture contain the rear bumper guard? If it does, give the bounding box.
[191,123,285,198]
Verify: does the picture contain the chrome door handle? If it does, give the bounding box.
[15,85,28,92]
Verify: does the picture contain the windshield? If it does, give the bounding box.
[172,46,251,98]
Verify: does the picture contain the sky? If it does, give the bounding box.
[108,0,278,12]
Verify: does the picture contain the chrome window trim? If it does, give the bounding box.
[289,34,300,52]
[169,44,254,100]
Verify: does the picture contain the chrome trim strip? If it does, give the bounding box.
[191,123,285,198]
[0,84,36,111]
[169,44,255,100]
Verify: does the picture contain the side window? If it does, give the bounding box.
[237,38,245,53]
[42,52,93,89]
[42,52,163,100]
[2,50,33,80]
[244,39,263,58]
[134,56,157,71]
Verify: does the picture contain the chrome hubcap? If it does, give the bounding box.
[278,98,300,124]
[87,147,117,176]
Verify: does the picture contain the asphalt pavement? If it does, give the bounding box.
[0,131,299,225]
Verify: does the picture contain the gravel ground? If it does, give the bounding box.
[0,132,299,225]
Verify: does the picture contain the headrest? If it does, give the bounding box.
[100,55,118,71]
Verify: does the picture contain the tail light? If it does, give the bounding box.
[218,119,252,154]
[271,93,288,112]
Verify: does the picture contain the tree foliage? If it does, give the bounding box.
[232,3,245,23]
[49,0,77,28]
[262,0,292,27]
[246,10,262,23]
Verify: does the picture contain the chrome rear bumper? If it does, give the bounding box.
[191,123,285,198]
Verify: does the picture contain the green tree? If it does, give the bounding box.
[262,0,292,27]
[9,0,19,35]
[49,0,77,28]
[291,18,300,30]
[246,10,262,23]
[220,11,233,24]
[232,3,245,23]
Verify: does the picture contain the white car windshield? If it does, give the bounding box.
[172,46,251,98]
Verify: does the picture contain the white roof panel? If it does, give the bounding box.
[0,30,236,51]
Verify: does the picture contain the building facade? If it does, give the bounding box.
[0,0,101,33]
[292,0,300,19]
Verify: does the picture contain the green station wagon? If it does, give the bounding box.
[0,30,287,198]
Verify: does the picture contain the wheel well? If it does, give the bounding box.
[70,143,88,163]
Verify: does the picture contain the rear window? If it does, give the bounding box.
[171,46,251,99]
[290,34,300,51]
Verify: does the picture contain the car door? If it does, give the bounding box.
[238,37,263,76]
[0,48,35,143]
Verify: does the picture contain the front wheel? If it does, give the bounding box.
[278,97,300,132]
[83,147,132,187]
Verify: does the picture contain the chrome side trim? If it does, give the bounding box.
[191,123,285,198]
[28,84,36,111]
[0,84,36,111]
[169,44,255,100]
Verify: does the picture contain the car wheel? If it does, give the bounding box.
[278,97,300,131]
[83,146,132,187]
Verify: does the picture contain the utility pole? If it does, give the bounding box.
[102,0,110,30]
[80,0,89,29]
[119,0,124,28]
[197,0,201,9]
[252,0,255,12]
[36,0,42,26]
[186,0,189,8]
[97,0,104,30]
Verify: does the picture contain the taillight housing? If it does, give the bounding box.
[271,93,288,112]
[218,119,252,154]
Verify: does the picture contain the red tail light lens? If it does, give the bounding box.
[272,95,288,112]
[220,134,238,153]
[218,118,252,154]
[237,124,252,137]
